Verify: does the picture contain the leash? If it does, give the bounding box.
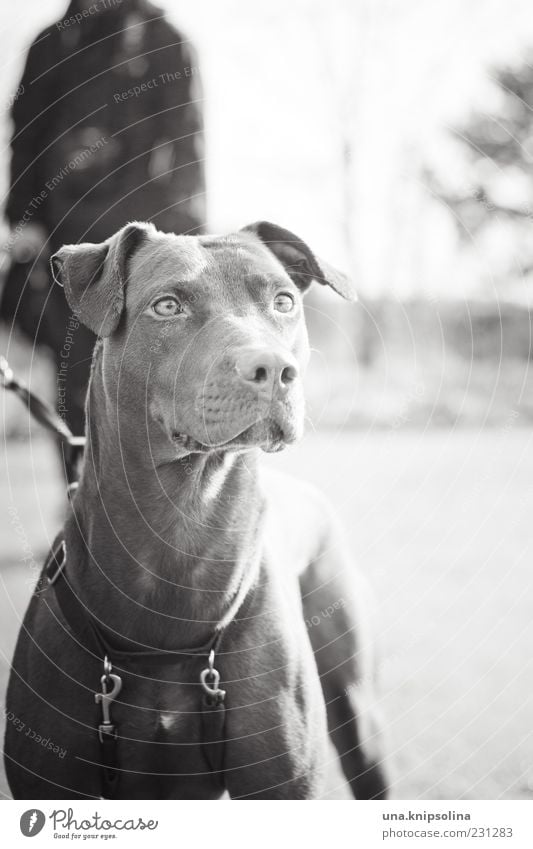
[39,535,254,798]
[0,356,85,495]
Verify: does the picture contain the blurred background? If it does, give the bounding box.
[1,0,532,800]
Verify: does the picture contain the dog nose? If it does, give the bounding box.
[235,347,299,394]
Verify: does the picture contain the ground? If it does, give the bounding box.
[0,429,532,800]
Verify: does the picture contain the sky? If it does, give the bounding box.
[1,0,533,298]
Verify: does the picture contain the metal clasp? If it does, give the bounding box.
[0,356,14,388]
[200,649,226,703]
[95,656,122,741]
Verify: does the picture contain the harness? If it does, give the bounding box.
[39,531,255,799]
[1,356,250,799]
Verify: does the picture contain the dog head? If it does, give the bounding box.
[51,221,356,456]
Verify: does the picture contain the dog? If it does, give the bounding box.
[4,220,388,799]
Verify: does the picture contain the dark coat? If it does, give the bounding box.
[6,0,206,249]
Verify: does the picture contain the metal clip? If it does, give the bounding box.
[200,649,226,702]
[66,481,79,500]
[0,357,14,388]
[95,657,122,740]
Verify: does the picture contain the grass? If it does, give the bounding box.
[1,429,532,799]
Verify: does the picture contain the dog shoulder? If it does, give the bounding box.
[258,465,338,572]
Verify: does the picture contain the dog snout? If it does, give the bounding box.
[235,347,299,395]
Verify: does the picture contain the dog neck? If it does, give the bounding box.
[68,355,264,650]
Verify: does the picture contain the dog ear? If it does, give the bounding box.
[50,221,155,336]
[241,220,357,301]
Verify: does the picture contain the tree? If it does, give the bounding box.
[428,53,533,280]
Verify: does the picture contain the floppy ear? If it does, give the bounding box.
[241,220,357,301]
[50,221,155,336]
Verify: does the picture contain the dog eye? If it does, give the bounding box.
[273,293,295,313]
[152,296,183,317]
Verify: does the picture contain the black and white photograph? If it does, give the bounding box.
[0,0,532,842]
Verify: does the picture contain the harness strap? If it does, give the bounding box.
[202,694,227,775]
[39,541,121,798]
[40,538,107,659]
[99,721,120,799]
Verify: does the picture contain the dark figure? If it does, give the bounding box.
[2,0,205,450]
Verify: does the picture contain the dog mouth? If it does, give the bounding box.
[171,418,293,455]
